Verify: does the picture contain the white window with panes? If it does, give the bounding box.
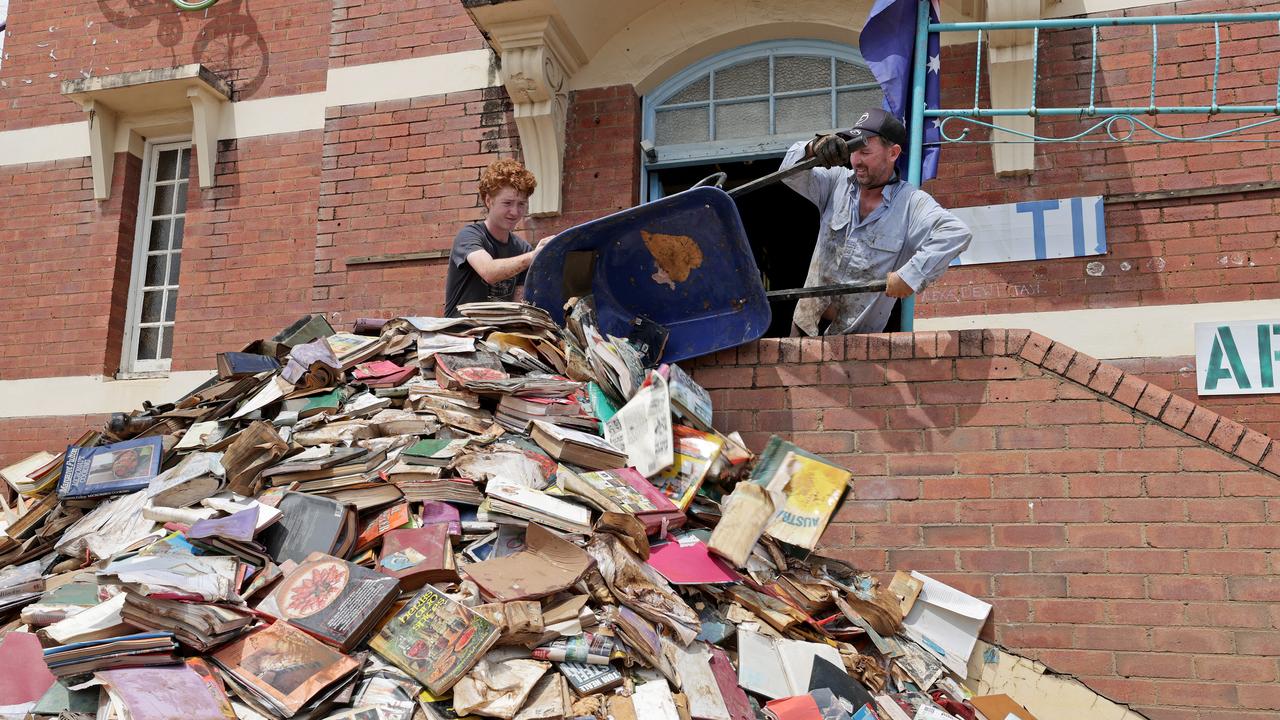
[121,141,190,375]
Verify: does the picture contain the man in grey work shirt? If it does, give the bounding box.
[780,108,971,336]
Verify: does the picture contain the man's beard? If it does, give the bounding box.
[855,165,895,189]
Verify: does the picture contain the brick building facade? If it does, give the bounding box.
[2,0,1279,716]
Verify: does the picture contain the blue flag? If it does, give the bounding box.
[859,0,941,181]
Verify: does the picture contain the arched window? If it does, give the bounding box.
[642,40,882,173]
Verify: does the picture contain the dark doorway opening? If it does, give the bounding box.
[652,158,819,338]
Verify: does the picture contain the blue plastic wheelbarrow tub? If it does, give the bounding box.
[524,186,772,364]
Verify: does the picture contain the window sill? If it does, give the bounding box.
[114,370,172,381]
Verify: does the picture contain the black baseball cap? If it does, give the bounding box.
[840,108,908,148]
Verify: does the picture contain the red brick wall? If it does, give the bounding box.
[171,133,323,370]
[0,0,330,131]
[918,0,1280,320]
[541,85,643,236]
[1113,355,1280,440]
[692,330,1280,719]
[314,87,522,320]
[330,0,486,68]
[0,414,112,469]
[0,152,141,380]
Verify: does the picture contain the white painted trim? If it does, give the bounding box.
[325,49,500,108]
[219,93,326,139]
[0,122,89,165]
[0,372,215,419]
[0,50,500,168]
[915,299,1280,360]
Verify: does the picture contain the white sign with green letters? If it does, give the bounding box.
[1196,320,1280,396]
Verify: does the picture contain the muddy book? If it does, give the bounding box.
[211,619,360,717]
[267,552,400,651]
[750,436,852,551]
[369,584,500,695]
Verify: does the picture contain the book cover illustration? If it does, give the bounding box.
[650,426,724,511]
[370,585,500,695]
[751,437,852,551]
[269,552,398,650]
[212,619,358,716]
[56,436,164,500]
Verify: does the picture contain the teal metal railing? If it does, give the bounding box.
[900,4,1280,329]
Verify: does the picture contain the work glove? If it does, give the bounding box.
[812,133,850,168]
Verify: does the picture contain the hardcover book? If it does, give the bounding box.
[211,619,360,717]
[369,584,500,695]
[55,437,165,501]
[268,551,400,651]
[258,492,358,564]
[377,524,458,590]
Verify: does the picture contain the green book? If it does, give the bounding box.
[404,438,454,458]
[300,388,342,418]
[587,381,619,433]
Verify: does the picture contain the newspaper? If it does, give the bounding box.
[603,371,673,477]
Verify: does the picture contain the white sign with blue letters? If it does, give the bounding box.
[948,196,1107,266]
[1195,320,1280,396]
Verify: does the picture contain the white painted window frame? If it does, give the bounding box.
[641,39,880,201]
[119,137,192,378]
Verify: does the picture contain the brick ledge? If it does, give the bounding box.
[696,330,1280,480]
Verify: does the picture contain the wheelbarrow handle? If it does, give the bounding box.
[728,156,821,199]
[689,156,823,199]
[765,279,888,302]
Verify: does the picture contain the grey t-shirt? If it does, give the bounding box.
[443,222,533,317]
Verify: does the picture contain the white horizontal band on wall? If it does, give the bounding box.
[916,299,1280,360]
[0,49,501,168]
[0,372,216,420]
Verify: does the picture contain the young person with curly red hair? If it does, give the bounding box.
[443,158,553,317]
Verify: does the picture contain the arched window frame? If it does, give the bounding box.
[641,39,881,186]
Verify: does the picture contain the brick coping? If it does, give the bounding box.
[694,329,1280,480]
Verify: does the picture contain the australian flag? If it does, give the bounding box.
[859,0,942,181]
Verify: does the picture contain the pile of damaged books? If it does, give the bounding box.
[0,299,1027,720]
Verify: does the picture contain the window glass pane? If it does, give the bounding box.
[166,253,182,286]
[174,184,188,214]
[138,327,160,361]
[141,290,164,323]
[837,60,877,86]
[144,255,168,287]
[713,58,768,99]
[164,289,179,322]
[838,89,886,128]
[777,94,832,134]
[655,107,710,145]
[775,56,831,93]
[179,148,191,179]
[715,101,769,140]
[161,327,174,360]
[665,76,709,105]
[153,185,176,217]
[172,219,185,250]
[149,219,172,252]
[155,149,179,182]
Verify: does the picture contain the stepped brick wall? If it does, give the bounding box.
[692,329,1280,720]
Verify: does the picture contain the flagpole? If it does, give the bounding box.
[901,0,931,332]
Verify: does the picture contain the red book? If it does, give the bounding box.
[377,525,458,590]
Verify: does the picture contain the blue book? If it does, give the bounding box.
[55,436,165,500]
[43,632,175,657]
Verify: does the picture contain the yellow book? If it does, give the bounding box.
[760,449,852,550]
